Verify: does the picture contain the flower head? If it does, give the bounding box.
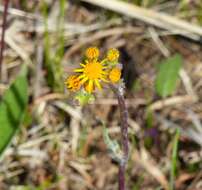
[65,47,122,99]
[107,48,119,62]
[109,67,121,83]
[65,75,81,91]
[74,60,107,93]
[85,47,99,60]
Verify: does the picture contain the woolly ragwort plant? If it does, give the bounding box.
[65,47,129,190]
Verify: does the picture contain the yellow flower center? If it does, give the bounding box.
[109,67,121,83]
[85,47,99,60]
[74,60,108,93]
[83,61,103,80]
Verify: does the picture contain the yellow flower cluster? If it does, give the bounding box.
[107,48,119,62]
[65,47,122,93]
[85,47,99,60]
[65,75,81,91]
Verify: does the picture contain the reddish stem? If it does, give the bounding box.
[119,164,126,190]
[110,84,129,190]
[117,91,129,160]
[0,0,9,79]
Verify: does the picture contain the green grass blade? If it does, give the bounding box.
[42,0,66,92]
[170,128,180,190]
[0,69,28,157]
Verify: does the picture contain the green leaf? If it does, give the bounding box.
[0,70,28,157]
[155,54,182,98]
[102,126,123,163]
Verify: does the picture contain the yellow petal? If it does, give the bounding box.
[74,68,84,72]
[88,80,94,93]
[78,74,85,79]
[81,77,88,84]
[101,71,107,75]
[80,63,85,67]
[95,79,102,90]
[101,77,108,82]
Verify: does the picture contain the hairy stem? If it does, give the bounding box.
[0,0,9,80]
[110,84,129,190]
[119,164,126,190]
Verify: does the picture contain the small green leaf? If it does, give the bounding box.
[0,70,28,157]
[102,126,123,163]
[155,54,182,98]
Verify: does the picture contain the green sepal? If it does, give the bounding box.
[74,90,95,106]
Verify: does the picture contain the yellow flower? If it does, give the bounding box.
[85,47,99,60]
[64,47,122,96]
[109,67,121,83]
[65,75,81,91]
[74,60,108,93]
[107,48,119,62]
